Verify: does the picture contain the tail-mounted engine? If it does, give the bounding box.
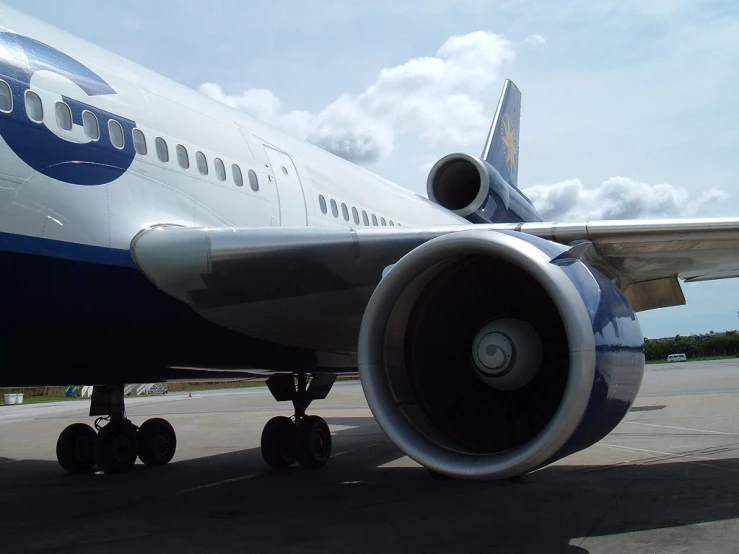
[427,153,541,224]
[358,230,644,480]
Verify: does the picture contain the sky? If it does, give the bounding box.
[7,0,739,338]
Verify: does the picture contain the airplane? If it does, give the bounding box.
[1,4,738,480]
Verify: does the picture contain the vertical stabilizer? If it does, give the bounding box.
[481,79,521,188]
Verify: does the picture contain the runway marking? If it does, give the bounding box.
[599,443,706,458]
[330,425,359,435]
[179,440,385,493]
[179,473,258,494]
[622,421,737,435]
[597,443,739,473]
[332,442,384,458]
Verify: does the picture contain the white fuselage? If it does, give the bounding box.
[0,4,463,259]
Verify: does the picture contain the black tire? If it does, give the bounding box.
[295,415,332,469]
[261,416,296,469]
[56,423,96,473]
[94,421,138,473]
[137,418,177,467]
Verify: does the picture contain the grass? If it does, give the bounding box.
[166,375,358,393]
[165,380,268,392]
[0,394,86,406]
[2,376,361,405]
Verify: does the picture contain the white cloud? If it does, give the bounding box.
[200,31,514,163]
[307,121,395,164]
[525,34,547,48]
[199,83,280,119]
[198,82,312,139]
[522,176,729,221]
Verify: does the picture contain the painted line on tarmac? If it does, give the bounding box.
[179,473,260,494]
[623,421,737,436]
[178,440,386,494]
[599,443,706,458]
[598,443,739,473]
[332,441,385,458]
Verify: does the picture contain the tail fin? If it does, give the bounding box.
[481,79,521,188]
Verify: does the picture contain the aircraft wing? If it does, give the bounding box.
[131,218,739,353]
[505,218,739,311]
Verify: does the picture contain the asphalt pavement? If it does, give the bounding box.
[2,360,739,553]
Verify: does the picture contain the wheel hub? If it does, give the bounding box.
[154,433,170,455]
[311,427,329,458]
[74,436,94,462]
[111,434,134,462]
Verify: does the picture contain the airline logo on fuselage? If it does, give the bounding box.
[0,32,136,185]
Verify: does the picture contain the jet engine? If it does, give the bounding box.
[427,153,541,224]
[358,230,644,480]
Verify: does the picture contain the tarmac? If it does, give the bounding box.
[2,359,739,553]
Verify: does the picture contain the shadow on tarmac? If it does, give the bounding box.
[2,416,739,553]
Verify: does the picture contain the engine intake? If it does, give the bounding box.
[426,153,541,224]
[427,153,509,217]
[358,230,643,480]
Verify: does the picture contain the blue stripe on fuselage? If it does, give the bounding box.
[0,231,135,268]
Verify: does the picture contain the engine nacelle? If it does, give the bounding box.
[427,153,541,223]
[358,230,644,480]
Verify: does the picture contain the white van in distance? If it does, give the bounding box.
[667,353,688,362]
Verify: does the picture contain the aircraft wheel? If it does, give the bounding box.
[94,421,138,473]
[261,416,296,469]
[137,418,177,467]
[295,415,331,469]
[56,423,96,473]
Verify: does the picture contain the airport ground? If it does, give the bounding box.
[3,360,739,553]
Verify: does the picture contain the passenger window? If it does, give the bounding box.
[196,151,208,175]
[0,80,11,113]
[132,129,147,155]
[232,164,243,186]
[380,217,386,226]
[176,144,189,169]
[215,158,227,182]
[352,207,360,225]
[389,220,394,226]
[319,195,327,214]
[371,214,378,226]
[248,169,259,191]
[341,203,349,221]
[330,199,339,218]
[55,102,72,131]
[362,211,369,226]
[155,137,169,162]
[83,111,99,140]
[25,90,43,123]
[108,119,124,149]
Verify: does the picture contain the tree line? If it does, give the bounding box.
[644,331,739,361]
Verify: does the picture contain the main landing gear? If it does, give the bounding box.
[260,373,336,470]
[55,385,176,473]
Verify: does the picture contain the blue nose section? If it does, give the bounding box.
[0,32,136,186]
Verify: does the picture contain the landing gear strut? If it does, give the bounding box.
[260,374,335,470]
[55,385,177,473]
